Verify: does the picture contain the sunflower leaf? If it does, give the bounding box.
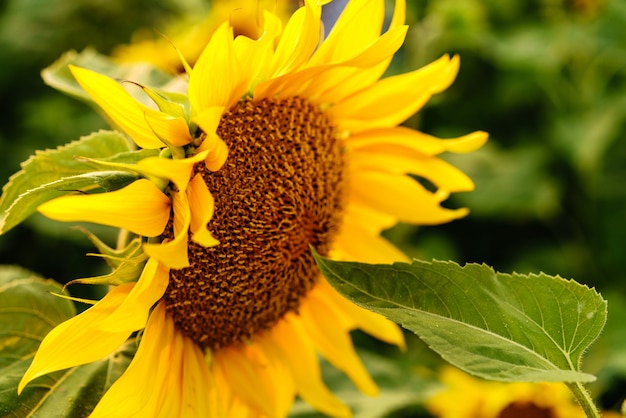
[0,266,135,417]
[0,131,140,234]
[42,47,175,102]
[314,253,607,383]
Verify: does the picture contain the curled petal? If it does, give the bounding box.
[135,151,208,192]
[350,149,475,192]
[334,220,408,264]
[19,284,136,393]
[37,179,170,237]
[193,106,229,172]
[69,66,163,149]
[91,302,212,418]
[144,110,192,147]
[351,171,469,225]
[187,174,219,247]
[144,188,190,268]
[270,316,351,418]
[347,128,488,156]
[189,23,243,111]
[331,55,460,133]
[298,291,379,396]
[99,257,169,332]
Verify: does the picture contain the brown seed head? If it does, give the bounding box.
[164,96,345,350]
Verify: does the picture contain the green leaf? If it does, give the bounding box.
[0,266,134,417]
[41,48,175,102]
[0,131,139,234]
[314,253,607,383]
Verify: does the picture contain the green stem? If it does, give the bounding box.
[567,382,600,418]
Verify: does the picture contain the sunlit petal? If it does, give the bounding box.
[331,55,460,133]
[69,66,164,149]
[346,128,489,156]
[315,279,406,349]
[187,174,219,247]
[19,284,135,393]
[98,257,169,332]
[37,179,170,237]
[90,302,180,417]
[144,109,193,147]
[189,23,243,111]
[299,291,379,396]
[352,170,469,225]
[270,315,351,417]
[144,189,190,268]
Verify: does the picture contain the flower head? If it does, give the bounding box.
[20,1,487,416]
[426,366,597,418]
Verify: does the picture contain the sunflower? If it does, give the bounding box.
[426,366,619,418]
[18,0,487,416]
[112,0,295,72]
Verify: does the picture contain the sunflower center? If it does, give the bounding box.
[497,402,556,418]
[164,97,345,350]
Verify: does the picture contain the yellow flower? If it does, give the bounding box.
[20,1,488,417]
[112,0,295,72]
[426,366,591,418]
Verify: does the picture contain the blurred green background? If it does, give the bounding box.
[1,0,625,414]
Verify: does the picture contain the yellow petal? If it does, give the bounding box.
[232,20,274,92]
[144,188,190,268]
[199,133,229,172]
[135,150,208,192]
[309,0,385,66]
[303,25,408,103]
[180,333,213,417]
[351,170,469,225]
[341,202,397,236]
[37,179,170,237]
[187,174,219,247]
[189,23,244,112]
[350,148,475,192]
[334,220,408,264]
[193,105,225,135]
[214,346,276,417]
[440,130,489,153]
[346,126,450,156]
[270,315,351,418]
[256,24,406,100]
[347,128,488,156]
[19,283,135,393]
[270,2,321,77]
[316,279,406,349]
[253,337,297,418]
[69,66,164,149]
[144,109,192,147]
[298,291,379,396]
[331,55,460,133]
[193,106,230,172]
[98,257,169,332]
[90,302,194,417]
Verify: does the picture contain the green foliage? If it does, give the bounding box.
[0,131,139,234]
[0,266,134,417]
[314,252,606,384]
[42,48,177,103]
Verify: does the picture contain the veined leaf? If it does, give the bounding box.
[0,170,139,235]
[0,266,134,417]
[0,131,142,234]
[41,48,175,102]
[314,253,607,383]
